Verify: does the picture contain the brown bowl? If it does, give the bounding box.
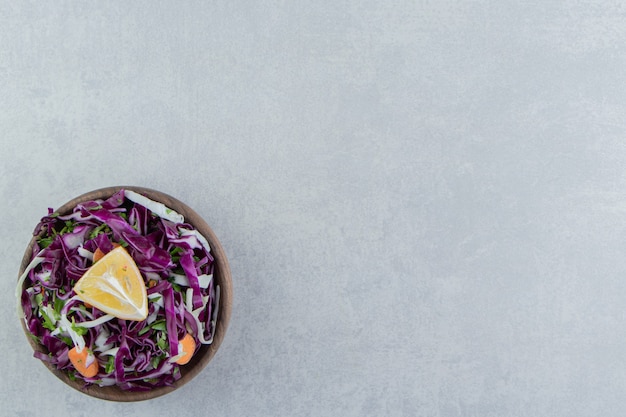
[18,186,232,401]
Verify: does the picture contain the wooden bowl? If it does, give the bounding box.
[18,186,232,401]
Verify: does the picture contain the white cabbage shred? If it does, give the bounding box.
[124,190,185,224]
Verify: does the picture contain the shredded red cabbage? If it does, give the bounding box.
[19,189,218,391]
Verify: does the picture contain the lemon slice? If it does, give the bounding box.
[74,246,148,321]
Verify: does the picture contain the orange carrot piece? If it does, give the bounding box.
[93,242,121,263]
[148,279,157,288]
[93,248,105,263]
[175,333,196,365]
[68,346,99,378]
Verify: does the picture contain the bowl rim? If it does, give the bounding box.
[18,186,232,402]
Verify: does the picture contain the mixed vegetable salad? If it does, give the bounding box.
[17,189,219,391]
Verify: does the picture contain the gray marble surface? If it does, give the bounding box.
[2,1,626,416]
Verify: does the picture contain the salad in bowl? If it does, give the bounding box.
[17,187,231,400]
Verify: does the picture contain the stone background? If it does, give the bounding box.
[2,1,626,416]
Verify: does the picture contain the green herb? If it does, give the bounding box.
[151,320,167,332]
[41,310,56,331]
[170,247,183,255]
[34,293,43,307]
[141,320,159,335]
[58,220,76,235]
[166,275,184,293]
[143,377,160,384]
[37,236,54,248]
[89,223,109,239]
[139,319,167,336]
[53,297,65,317]
[170,247,183,263]
[49,212,60,218]
[156,331,168,352]
[73,326,88,336]
[105,355,116,374]
[51,220,77,236]
[118,239,129,248]
[67,370,77,381]
[70,318,88,336]
[150,355,165,369]
[138,326,152,336]
[59,335,73,346]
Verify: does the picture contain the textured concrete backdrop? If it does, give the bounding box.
[2,1,626,416]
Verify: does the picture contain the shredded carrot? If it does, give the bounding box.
[68,346,99,378]
[93,248,105,263]
[148,279,157,288]
[175,333,196,365]
[93,243,121,263]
